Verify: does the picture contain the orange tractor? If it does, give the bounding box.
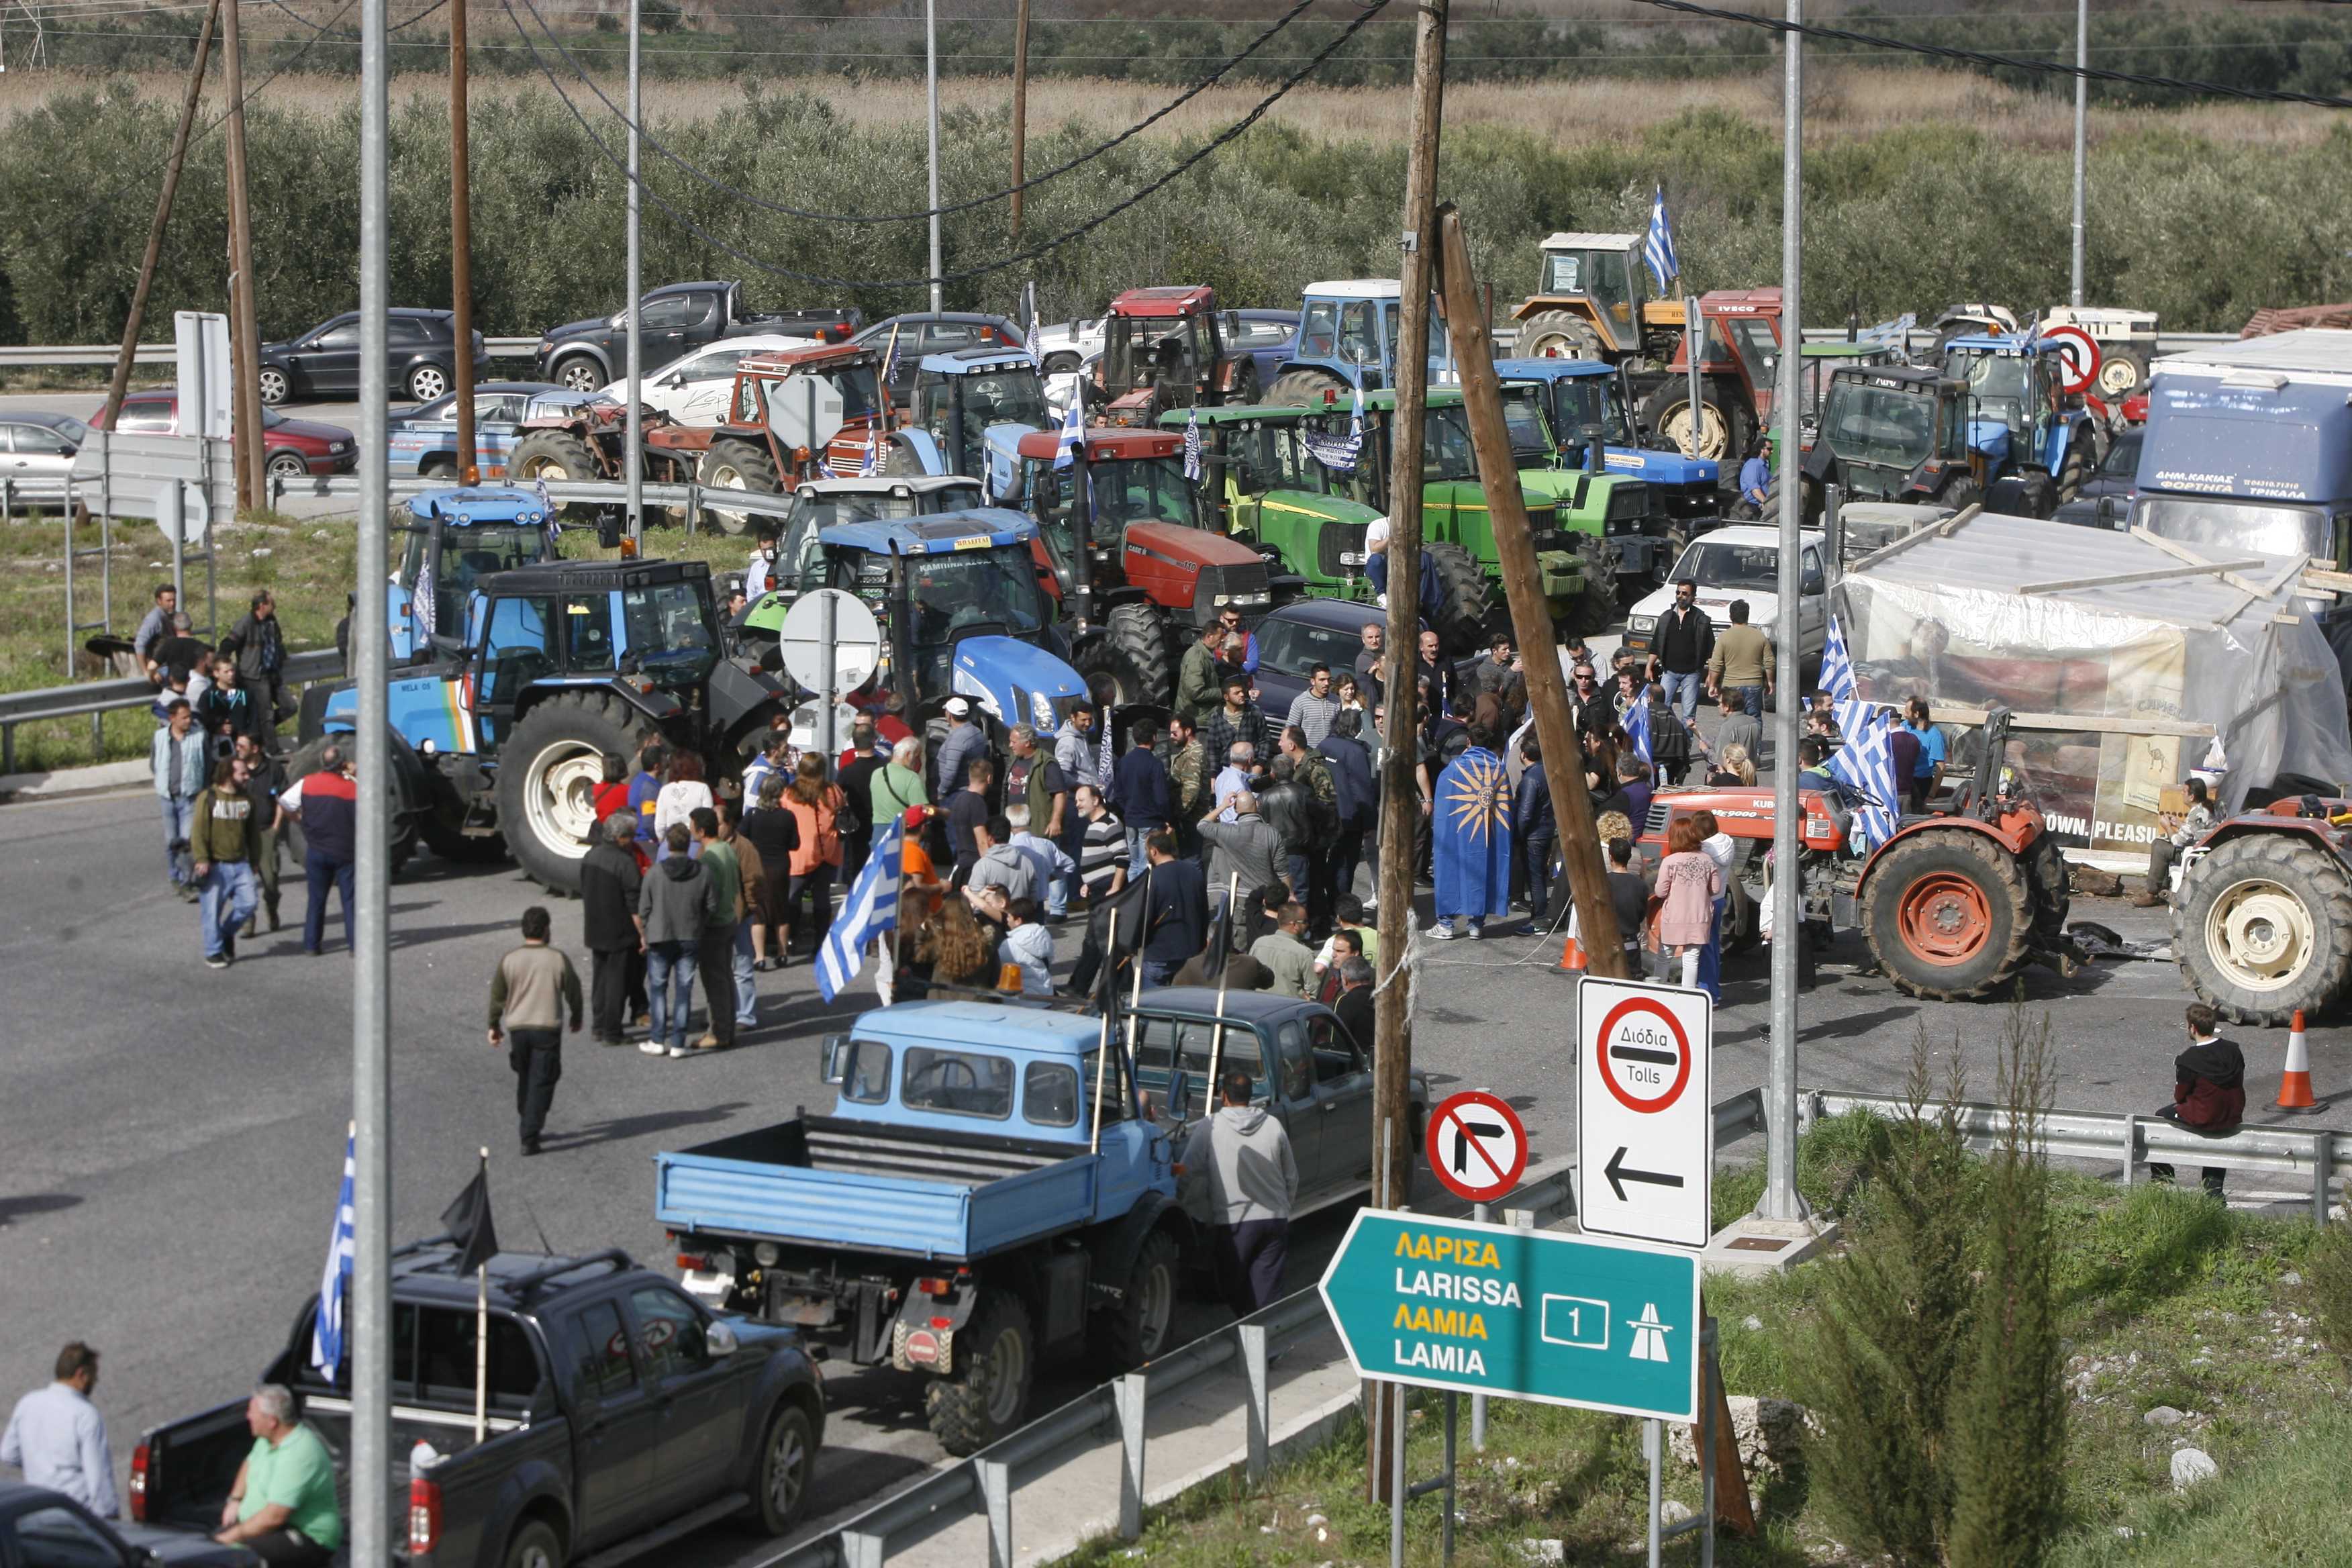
[1638,709,2078,1000]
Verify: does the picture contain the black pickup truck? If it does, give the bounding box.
[131,1244,826,1568]
[531,281,864,393]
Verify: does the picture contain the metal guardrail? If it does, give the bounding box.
[275,472,799,526]
[1806,1089,2345,1223]
[0,338,539,369]
[0,647,343,777]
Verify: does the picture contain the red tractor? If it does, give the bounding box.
[1638,709,2077,1000]
[2169,799,2352,1026]
[1093,286,1262,428]
[1006,426,1273,707]
[1626,287,1785,464]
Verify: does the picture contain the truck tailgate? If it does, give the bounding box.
[658,1118,1094,1259]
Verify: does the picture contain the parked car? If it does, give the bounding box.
[603,334,818,425]
[0,1482,255,1567]
[387,381,563,480]
[0,411,89,511]
[532,281,861,393]
[2052,425,2143,528]
[95,391,356,478]
[853,312,1027,401]
[1246,596,1390,748]
[1030,314,1106,376]
[257,307,487,405]
[1220,307,1300,391]
[133,1243,827,1567]
[1620,522,1830,679]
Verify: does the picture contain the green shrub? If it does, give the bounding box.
[2310,1179,2352,1381]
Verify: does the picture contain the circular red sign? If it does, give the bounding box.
[1424,1089,1528,1204]
[1595,996,1694,1114]
[2041,325,2102,396]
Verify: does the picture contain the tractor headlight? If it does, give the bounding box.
[419,738,436,758]
[454,512,471,525]
[1212,594,1230,607]
[752,1242,781,1267]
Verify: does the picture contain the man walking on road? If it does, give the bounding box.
[579,813,644,1046]
[191,757,260,969]
[1706,599,1773,717]
[1180,1069,1299,1318]
[277,748,356,955]
[689,807,742,1049]
[152,698,206,901]
[1,1342,117,1517]
[487,907,584,1157]
[232,733,283,938]
[637,822,718,1058]
[1653,579,1715,726]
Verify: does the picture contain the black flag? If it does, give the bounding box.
[440,1160,499,1276]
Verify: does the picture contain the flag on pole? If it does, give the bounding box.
[1302,381,1365,473]
[413,554,437,638]
[439,1158,499,1277]
[817,813,905,1002]
[1818,611,1857,703]
[1624,687,1653,769]
[1182,405,1204,482]
[1828,699,1902,852]
[860,423,882,477]
[1643,185,1680,293]
[309,1124,357,1381]
[1053,381,1085,471]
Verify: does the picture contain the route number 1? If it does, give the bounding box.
[1541,1293,1610,1351]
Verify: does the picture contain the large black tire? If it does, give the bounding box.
[697,438,783,536]
[1861,828,2035,1001]
[2096,347,2148,401]
[2053,439,2093,505]
[550,354,605,395]
[2014,470,2059,520]
[1267,367,1349,411]
[1516,309,1606,362]
[1640,381,1748,464]
[2172,832,2352,1027]
[1089,1228,1180,1373]
[924,1293,1036,1457]
[741,1402,818,1534]
[499,1518,562,1568]
[419,796,507,865]
[1105,601,1175,708]
[2026,831,2071,948]
[508,431,607,525]
[1758,471,1823,528]
[1933,474,1982,513]
[497,691,661,893]
[1424,543,1489,656]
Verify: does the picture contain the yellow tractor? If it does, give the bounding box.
[1512,232,1690,366]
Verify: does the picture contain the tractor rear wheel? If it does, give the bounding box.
[1517,311,1606,362]
[1758,471,1822,528]
[1861,828,2035,1001]
[924,1293,1036,1457]
[1424,543,1489,656]
[697,439,781,536]
[1076,602,1175,711]
[1640,383,1745,464]
[2096,348,2148,401]
[1267,368,1350,411]
[1934,475,1982,513]
[2173,832,2352,1026]
[2053,438,2093,504]
[507,431,607,525]
[498,691,662,893]
[2014,471,2059,519]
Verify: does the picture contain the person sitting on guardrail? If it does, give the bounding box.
[2148,1002,2244,1197]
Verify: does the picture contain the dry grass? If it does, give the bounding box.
[1,63,2341,150]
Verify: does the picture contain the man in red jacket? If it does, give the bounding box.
[2148,1002,2245,1196]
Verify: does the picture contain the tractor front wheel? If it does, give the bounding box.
[2173,832,2352,1026]
[1424,543,1490,657]
[1641,381,1749,464]
[1517,310,1606,362]
[508,431,607,525]
[498,691,662,893]
[697,439,783,536]
[1861,828,2035,1001]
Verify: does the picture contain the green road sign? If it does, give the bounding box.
[1318,1209,1700,1422]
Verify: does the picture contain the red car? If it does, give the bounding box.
[93,391,357,478]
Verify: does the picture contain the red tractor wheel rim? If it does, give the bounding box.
[1898,871,1991,965]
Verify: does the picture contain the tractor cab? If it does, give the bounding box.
[1095,286,1255,428]
[908,346,1050,484]
[761,475,988,601]
[1495,357,1722,528]
[1266,279,1458,406]
[387,485,562,663]
[1795,365,1980,517]
[1511,232,1675,364]
[1797,341,1902,440]
[1939,334,2098,514]
[1162,403,1381,603]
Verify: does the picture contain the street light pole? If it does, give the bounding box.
[625,0,644,547]
[2070,0,2088,307]
[926,0,942,313]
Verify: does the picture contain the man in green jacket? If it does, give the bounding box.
[1175,623,1228,727]
[690,807,742,1048]
[191,756,260,969]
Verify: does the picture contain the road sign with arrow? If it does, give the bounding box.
[1425,1089,1526,1205]
[1577,975,1712,1248]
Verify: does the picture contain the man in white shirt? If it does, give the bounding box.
[1,1342,117,1517]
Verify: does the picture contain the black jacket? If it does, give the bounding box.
[579,840,643,952]
[1654,603,1716,676]
[1259,777,1312,859]
[1138,857,1210,963]
[1318,734,1375,829]
[1334,983,1374,1053]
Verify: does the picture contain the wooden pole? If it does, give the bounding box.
[221,0,265,509]
[1009,0,1030,242]
[1433,203,1627,974]
[101,0,222,432]
[451,0,478,480]
[1202,872,1240,1112]
[1367,0,1447,1509]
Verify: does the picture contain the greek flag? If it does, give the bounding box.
[534,476,559,548]
[1302,381,1364,473]
[1054,381,1085,471]
[1818,611,1856,702]
[309,1125,356,1381]
[1829,699,1902,852]
[860,424,882,477]
[1643,185,1679,293]
[1624,686,1653,768]
[816,813,904,1002]
[1183,405,1204,481]
[413,555,437,637]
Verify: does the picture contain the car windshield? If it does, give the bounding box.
[407,393,457,421]
[2135,495,2337,562]
[905,545,1045,645]
[1819,382,1936,469]
[1094,455,1201,529]
[786,486,984,536]
[46,416,91,445]
[1669,538,1780,591]
[2103,432,2141,478]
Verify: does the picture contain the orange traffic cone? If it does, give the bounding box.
[1559,930,1588,973]
[2277,1008,2320,1112]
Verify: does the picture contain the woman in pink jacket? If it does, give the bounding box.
[1654,816,1724,991]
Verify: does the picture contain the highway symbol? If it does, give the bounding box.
[1578,976,1714,1250]
[1627,1304,1674,1363]
[1426,1089,1527,1205]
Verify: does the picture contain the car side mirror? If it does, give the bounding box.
[704,1320,740,1357]
[821,1034,848,1084]
[2096,495,2121,527]
[1167,1068,1193,1122]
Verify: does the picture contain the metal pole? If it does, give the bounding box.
[352,0,394,1560]
[451,0,477,481]
[1645,1418,1663,1568]
[820,589,838,779]
[222,0,266,511]
[1764,0,1808,1224]
[1441,1391,1457,1567]
[1683,294,1704,460]
[1469,1202,1487,1451]
[1388,1383,1406,1568]
[1700,1320,1717,1568]
[2069,0,2088,307]
[1009,0,1030,244]
[625,0,644,546]
[925,0,942,314]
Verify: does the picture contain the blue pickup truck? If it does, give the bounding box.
[659,1001,1191,1454]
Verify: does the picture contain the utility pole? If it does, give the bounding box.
[1367,0,1445,1510]
[926,0,943,312]
[101,0,220,432]
[222,0,265,509]
[624,0,643,546]
[2069,0,2088,307]
[1434,202,1626,979]
[1009,0,1030,242]
[451,0,477,481]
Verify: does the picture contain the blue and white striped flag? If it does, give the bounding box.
[413,554,437,638]
[1054,380,1085,471]
[309,1124,357,1381]
[1818,611,1856,703]
[816,813,905,1003]
[1624,686,1653,769]
[1183,405,1204,482]
[860,424,882,477]
[1829,699,1902,852]
[1302,381,1365,473]
[1643,185,1679,293]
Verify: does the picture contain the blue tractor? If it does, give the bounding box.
[1261,279,1459,407]
[1940,334,2102,518]
[905,346,1052,486]
[384,485,565,664]
[1493,356,1724,534]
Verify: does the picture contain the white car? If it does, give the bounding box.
[1030,316,1105,376]
[601,333,814,425]
[1621,524,1831,674]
